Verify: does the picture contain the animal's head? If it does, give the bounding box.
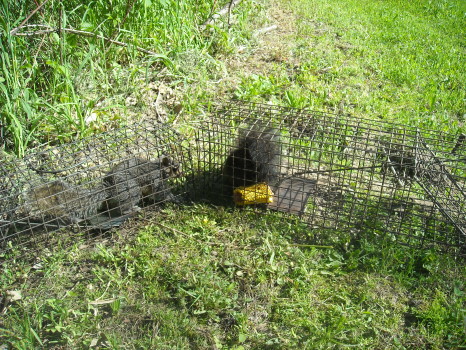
[160,155,182,178]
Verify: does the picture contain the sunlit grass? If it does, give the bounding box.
[0,0,245,155]
[235,0,465,132]
[1,205,464,348]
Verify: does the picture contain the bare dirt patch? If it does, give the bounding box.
[227,1,300,77]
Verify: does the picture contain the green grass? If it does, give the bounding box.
[0,0,260,155]
[234,0,465,132]
[1,205,464,349]
[1,0,463,155]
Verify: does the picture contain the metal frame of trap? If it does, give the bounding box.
[1,102,465,258]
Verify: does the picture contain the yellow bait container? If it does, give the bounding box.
[233,183,274,206]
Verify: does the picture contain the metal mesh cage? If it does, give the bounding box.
[1,122,190,255]
[1,101,465,259]
[193,102,465,254]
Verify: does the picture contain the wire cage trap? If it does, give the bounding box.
[193,102,466,255]
[0,122,190,256]
[1,101,465,260]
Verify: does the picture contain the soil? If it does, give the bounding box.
[226,0,299,77]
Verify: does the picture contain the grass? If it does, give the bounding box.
[1,205,465,348]
[233,0,465,131]
[1,0,465,348]
[1,0,463,155]
[0,0,260,155]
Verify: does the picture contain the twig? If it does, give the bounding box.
[58,0,63,64]
[253,25,278,37]
[9,24,53,35]
[29,35,46,80]
[32,0,45,16]
[106,0,136,51]
[89,298,117,306]
[10,25,163,57]
[201,0,242,28]
[154,88,165,123]
[9,0,51,36]
[119,0,136,32]
[227,0,234,28]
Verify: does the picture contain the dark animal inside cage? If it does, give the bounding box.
[0,122,189,254]
[222,126,282,190]
[103,155,182,215]
[193,102,465,255]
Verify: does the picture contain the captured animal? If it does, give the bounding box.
[223,126,282,192]
[23,180,107,225]
[102,155,182,215]
[22,155,182,225]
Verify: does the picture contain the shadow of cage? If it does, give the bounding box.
[1,101,465,259]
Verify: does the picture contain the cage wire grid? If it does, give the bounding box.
[193,102,465,254]
[1,121,190,257]
[1,101,465,259]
